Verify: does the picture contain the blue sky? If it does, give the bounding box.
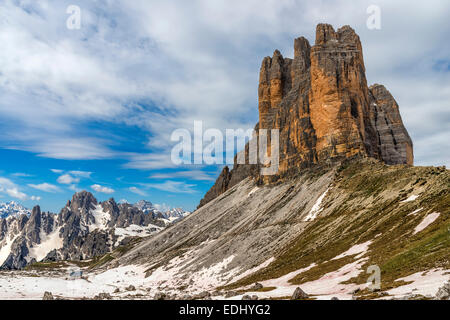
[0,0,449,212]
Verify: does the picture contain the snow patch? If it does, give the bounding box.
[114,224,163,245]
[332,240,372,261]
[88,205,111,232]
[0,235,19,265]
[386,269,449,298]
[259,263,317,288]
[401,195,419,203]
[413,212,441,235]
[28,227,63,262]
[407,208,423,216]
[304,188,329,221]
[230,259,367,300]
[232,257,275,282]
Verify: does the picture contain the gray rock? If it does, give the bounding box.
[250,283,263,291]
[331,297,339,300]
[94,292,112,300]
[435,281,450,300]
[125,285,136,291]
[351,288,361,295]
[242,295,252,300]
[154,292,166,300]
[225,291,239,298]
[291,287,309,300]
[195,291,211,300]
[43,292,54,300]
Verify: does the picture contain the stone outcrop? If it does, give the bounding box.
[199,23,413,208]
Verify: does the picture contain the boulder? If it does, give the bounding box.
[42,292,54,300]
[291,287,309,300]
[154,292,166,300]
[435,281,450,300]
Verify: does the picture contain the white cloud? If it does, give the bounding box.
[57,174,80,185]
[143,181,197,194]
[0,177,16,189]
[31,195,41,201]
[0,177,28,200]
[11,172,32,177]
[129,187,147,196]
[0,0,448,168]
[68,184,80,192]
[124,153,178,170]
[28,183,61,193]
[69,171,92,178]
[50,169,63,174]
[5,187,27,200]
[149,170,217,181]
[91,184,115,194]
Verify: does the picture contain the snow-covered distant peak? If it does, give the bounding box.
[133,200,190,219]
[134,200,154,214]
[166,207,190,219]
[131,200,190,223]
[0,201,31,219]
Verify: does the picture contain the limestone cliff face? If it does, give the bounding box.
[199,24,413,207]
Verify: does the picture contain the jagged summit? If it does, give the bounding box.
[199,23,413,207]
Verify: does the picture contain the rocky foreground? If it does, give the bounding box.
[6,159,444,300]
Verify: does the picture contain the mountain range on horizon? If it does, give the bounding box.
[0,192,190,269]
[0,198,188,220]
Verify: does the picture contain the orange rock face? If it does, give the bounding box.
[258,23,413,174]
[199,24,413,208]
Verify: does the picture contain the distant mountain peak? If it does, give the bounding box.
[0,201,30,219]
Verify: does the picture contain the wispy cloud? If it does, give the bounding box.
[124,153,178,170]
[129,186,147,196]
[69,171,92,178]
[11,172,33,177]
[5,187,27,200]
[0,177,27,200]
[91,184,115,194]
[0,0,448,177]
[57,174,80,185]
[143,181,197,194]
[149,170,217,181]
[28,183,61,193]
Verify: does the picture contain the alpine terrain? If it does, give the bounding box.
[0,24,448,301]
